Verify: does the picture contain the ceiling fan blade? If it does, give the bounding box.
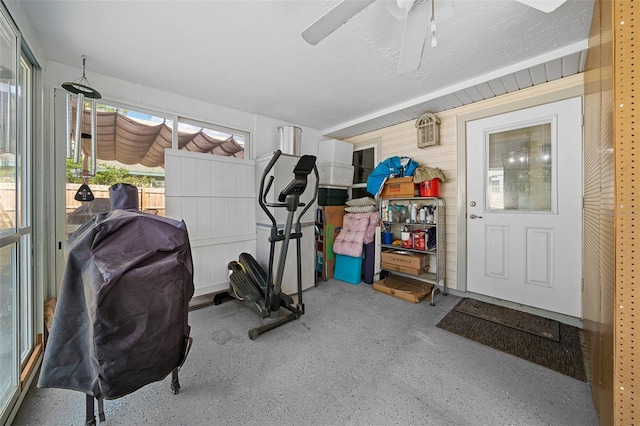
[302,0,377,45]
[514,0,567,13]
[397,0,430,75]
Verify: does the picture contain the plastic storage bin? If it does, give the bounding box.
[334,254,363,284]
[318,139,354,164]
[318,187,348,206]
[419,178,441,197]
[318,162,355,187]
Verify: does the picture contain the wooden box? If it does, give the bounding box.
[380,177,418,198]
[381,262,429,276]
[373,276,434,303]
[381,250,429,269]
[320,206,347,280]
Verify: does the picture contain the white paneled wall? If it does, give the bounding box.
[165,149,257,297]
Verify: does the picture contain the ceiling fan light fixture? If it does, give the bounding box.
[430,0,437,48]
[305,0,454,75]
[398,0,415,12]
[386,0,412,19]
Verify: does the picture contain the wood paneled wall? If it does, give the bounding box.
[347,111,458,288]
[583,0,614,423]
[585,1,640,422]
[612,0,637,424]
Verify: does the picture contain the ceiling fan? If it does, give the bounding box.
[301,0,568,75]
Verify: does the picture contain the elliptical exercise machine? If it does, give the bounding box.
[220,150,318,340]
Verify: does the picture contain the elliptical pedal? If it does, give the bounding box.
[228,261,266,316]
[238,252,267,295]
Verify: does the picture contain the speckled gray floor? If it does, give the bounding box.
[13,281,599,426]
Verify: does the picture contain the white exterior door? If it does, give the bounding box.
[466,97,582,317]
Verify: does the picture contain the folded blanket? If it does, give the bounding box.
[333,212,380,258]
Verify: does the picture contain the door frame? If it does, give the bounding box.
[455,84,584,324]
[349,136,381,199]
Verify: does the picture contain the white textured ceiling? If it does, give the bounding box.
[14,0,594,139]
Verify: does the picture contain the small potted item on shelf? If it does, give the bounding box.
[426,205,436,223]
[427,227,437,250]
[401,226,413,249]
[381,222,393,244]
[409,202,417,222]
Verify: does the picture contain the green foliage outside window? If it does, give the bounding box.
[66,158,156,187]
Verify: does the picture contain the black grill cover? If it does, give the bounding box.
[38,186,194,400]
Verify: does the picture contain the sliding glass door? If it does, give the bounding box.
[18,54,33,372]
[0,8,33,423]
[0,8,19,419]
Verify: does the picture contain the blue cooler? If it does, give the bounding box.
[334,254,363,284]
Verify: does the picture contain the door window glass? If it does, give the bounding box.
[351,143,376,199]
[487,123,552,211]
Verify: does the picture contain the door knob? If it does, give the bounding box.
[469,214,483,219]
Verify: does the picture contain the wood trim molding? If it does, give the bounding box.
[20,334,43,391]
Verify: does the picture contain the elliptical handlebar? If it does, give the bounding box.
[258,150,318,227]
[258,150,282,227]
[295,163,319,225]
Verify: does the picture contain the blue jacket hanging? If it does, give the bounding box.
[366,156,419,198]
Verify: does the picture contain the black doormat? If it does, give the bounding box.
[436,298,587,382]
[455,298,560,341]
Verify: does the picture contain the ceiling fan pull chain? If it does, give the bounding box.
[431,0,437,48]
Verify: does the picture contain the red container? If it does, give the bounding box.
[413,231,426,250]
[401,231,413,249]
[419,178,441,197]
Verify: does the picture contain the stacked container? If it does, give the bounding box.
[317,139,354,206]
